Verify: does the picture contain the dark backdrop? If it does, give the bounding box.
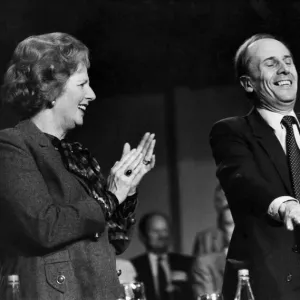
[2,0,300,167]
[1,0,300,96]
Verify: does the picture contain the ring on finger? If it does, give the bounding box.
[143,159,151,165]
[125,169,132,176]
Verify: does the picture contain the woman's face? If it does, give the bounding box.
[53,63,96,133]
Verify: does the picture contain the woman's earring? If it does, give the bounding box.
[51,100,56,107]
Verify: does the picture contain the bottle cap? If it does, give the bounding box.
[238,269,249,276]
[7,275,19,283]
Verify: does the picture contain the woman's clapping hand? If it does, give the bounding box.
[107,133,156,204]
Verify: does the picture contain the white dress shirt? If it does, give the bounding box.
[257,108,300,220]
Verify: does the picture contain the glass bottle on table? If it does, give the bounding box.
[199,293,223,300]
[234,269,255,300]
[122,282,146,300]
[4,274,22,300]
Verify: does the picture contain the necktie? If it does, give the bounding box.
[157,256,168,300]
[281,115,300,199]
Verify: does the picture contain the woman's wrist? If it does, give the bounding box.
[128,187,137,196]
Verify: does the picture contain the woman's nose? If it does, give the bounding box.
[86,85,96,101]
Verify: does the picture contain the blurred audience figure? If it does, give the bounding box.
[131,212,193,300]
[116,258,137,284]
[192,183,231,256]
[191,183,234,297]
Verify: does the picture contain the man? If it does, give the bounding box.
[192,182,232,256]
[210,33,300,300]
[131,212,193,300]
[191,185,234,297]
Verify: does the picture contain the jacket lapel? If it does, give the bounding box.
[247,108,292,194]
[15,119,94,195]
[144,255,157,300]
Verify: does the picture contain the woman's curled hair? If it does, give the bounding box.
[1,32,90,118]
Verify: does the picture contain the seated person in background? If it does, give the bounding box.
[116,258,137,284]
[191,187,234,297]
[192,182,229,256]
[131,212,193,300]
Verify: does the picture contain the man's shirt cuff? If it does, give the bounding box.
[268,196,299,221]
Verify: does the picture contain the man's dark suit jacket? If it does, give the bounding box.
[210,108,300,300]
[0,120,136,300]
[131,252,193,300]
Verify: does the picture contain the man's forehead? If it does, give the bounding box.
[148,215,168,228]
[247,38,291,61]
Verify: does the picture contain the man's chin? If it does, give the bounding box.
[277,91,297,102]
[280,98,296,106]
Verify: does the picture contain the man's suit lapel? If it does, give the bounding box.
[247,108,293,194]
[143,255,157,300]
[168,253,178,269]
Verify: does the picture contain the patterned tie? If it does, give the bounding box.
[157,256,168,300]
[281,115,300,200]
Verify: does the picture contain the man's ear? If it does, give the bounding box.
[240,75,254,93]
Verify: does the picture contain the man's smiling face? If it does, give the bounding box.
[243,38,298,113]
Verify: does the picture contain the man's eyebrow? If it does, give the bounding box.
[262,56,276,62]
[262,55,293,63]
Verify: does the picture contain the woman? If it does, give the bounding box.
[0,32,155,300]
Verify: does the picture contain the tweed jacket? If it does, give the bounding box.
[0,120,136,300]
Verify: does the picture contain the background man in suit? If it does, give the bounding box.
[131,212,193,300]
[191,185,234,297]
[210,33,300,300]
